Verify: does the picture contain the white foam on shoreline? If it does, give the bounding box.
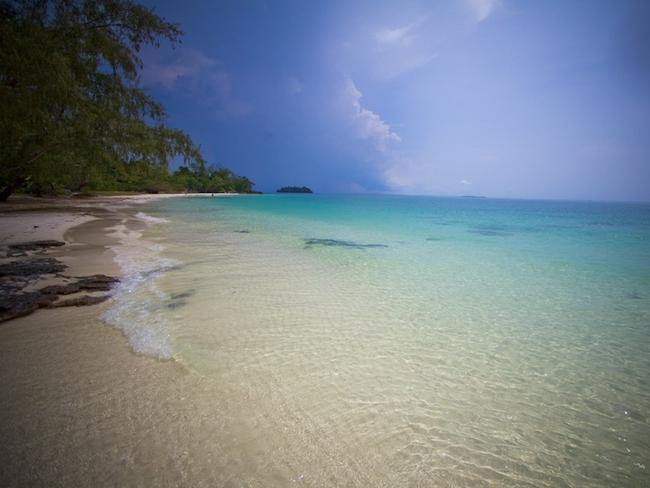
[101,213,177,359]
[135,211,170,224]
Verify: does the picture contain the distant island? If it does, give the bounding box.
[276,186,313,193]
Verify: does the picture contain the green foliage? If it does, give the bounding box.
[276,186,313,193]
[0,0,254,198]
[169,165,253,194]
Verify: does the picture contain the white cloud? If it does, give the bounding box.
[141,48,250,117]
[375,22,417,46]
[465,0,501,23]
[368,16,437,80]
[380,153,471,195]
[342,78,401,152]
[382,156,419,192]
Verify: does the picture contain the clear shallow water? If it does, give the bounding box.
[107,194,649,486]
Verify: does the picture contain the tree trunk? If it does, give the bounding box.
[0,177,26,202]
[0,185,14,202]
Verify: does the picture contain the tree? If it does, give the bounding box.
[0,0,205,200]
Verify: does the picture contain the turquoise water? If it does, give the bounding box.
[108,194,649,486]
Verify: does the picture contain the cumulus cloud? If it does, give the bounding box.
[342,78,401,152]
[381,156,452,195]
[465,0,501,23]
[140,48,250,117]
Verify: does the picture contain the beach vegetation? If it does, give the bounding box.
[0,0,253,199]
[276,186,313,193]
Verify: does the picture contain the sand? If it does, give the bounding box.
[0,194,231,487]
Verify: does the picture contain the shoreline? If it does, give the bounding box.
[0,194,209,486]
[1,194,648,487]
[0,192,223,329]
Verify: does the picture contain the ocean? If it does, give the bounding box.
[103,194,649,486]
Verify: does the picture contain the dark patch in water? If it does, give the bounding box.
[167,299,187,310]
[168,289,195,309]
[425,237,444,242]
[587,221,616,227]
[468,225,511,237]
[140,263,180,279]
[234,230,250,233]
[625,292,642,300]
[303,238,388,250]
[171,289,195,300]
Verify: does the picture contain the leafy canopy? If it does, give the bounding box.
[0,0,210,199]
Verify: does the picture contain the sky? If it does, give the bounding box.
[140,0,650,201]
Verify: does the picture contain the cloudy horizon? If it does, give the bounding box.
[140,0,650,202]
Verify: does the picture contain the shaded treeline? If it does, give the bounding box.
[0,0,254,200]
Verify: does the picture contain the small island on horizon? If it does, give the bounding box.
[276,186,313,193]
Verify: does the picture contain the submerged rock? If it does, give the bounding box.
[468,225,512,237]
[303,238,388,249]
[167,289,195,309]
[170,290,194,300]
[167,299,187,310]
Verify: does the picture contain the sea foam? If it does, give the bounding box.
[101,212,176,359]
[135,211,170,224]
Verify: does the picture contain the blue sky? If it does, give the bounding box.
[140,0,650,201]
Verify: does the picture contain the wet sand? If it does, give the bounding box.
[0,195,240,487]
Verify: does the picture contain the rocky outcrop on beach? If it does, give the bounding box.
[6,240,66,256]
[0,242,119,323]
[0,257,67,277]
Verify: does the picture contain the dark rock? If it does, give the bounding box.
[8,240,66,251]
[48,294,110,308]
[0,267,118,322]
[76,274,119,290]
[40,274,119,295]
[303,238,388,249]
[0,292,57,322]
[0,258,67,277]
